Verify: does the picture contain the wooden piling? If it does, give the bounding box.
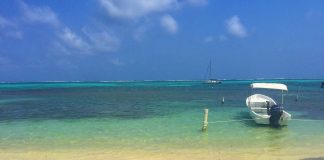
[295,85,300,101]
[202,109,209,132]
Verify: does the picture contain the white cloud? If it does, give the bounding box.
[0,15,23,39]
[19,2,119,55]
[98,0,208,41]
[185,0,208,6]
[160,14,178,34]
[58,27,91,54]
[82,28,120,52]
[55,27,120,55]
[226,16,247,38]
[5,31,23,39]
[99,0,208,20]
[99,0,179,19]
[51,41,73,55]
[14,0,208,57]
[0,16,15,28]
[19,1,60,27]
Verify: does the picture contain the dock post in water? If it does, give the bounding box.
[221,97,225,104]
[295,85,300,101]
[295,94,299,101]
[202,109,209,132]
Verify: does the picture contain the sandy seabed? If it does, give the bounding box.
[0,148,324,160]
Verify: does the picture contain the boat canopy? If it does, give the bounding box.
[251,83,288,91]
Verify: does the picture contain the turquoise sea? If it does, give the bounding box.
[0,80,323,159]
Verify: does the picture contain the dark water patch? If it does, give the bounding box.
[0,80,323,121]
[284,89,324,120]
[0,87,207,121]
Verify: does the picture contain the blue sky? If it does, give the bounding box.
[0,0,323,81]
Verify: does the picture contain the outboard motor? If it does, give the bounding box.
[269,105,283,127]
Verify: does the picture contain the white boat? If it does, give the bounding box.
[206,79,221,84]
[246,83,292,126]
[204,60,221,84]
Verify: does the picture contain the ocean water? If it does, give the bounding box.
[0,80,324,158]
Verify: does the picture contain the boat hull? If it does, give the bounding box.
[248,110,291,125]
[205,79,222,84]
[246,94,291,126]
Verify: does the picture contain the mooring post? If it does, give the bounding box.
[202,109,209,132]
[221,97,225,105]
[295,85,300,101]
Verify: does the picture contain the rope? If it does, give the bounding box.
[291,119,324,122]
[208,119,254,123]
[207,118,324,124]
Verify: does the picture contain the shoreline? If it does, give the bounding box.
[0,148,323,160]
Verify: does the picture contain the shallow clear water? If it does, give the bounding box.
[0,80,323,153]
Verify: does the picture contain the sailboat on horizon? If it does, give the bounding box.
[205,60,222,84]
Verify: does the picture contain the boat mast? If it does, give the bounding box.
[208,60,212,79]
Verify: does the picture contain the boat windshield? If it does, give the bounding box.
[251,88,285,105]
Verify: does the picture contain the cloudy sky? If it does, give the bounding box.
[0,0,323,81]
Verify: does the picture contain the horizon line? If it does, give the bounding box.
[0,78,324,83]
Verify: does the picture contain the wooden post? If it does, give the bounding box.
[202,109,209,132]
[295,86,300,101]
[221,97,225,105]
